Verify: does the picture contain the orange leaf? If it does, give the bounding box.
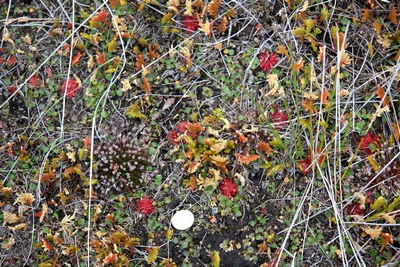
[186,122,205,137]
[0,57,5,64]
[46,67,53,77]
[361,8,370,23]
[135,53,146,71]
[235,149,260,164]
[292,58,304,72]
[6,55,17,66]
[34,204,47,223]
[193,0,204,11]
[183,176,198,191]
[207,0,221,18]
[380,232,393,245]
[218,16,227,32]
[71,52,81,65]
[236,130,248,143]
[7,142,14,156]
[39,170,56,187]
[109,0,119,8]
[372,19,381,35]
[391,49,400,62]
[96,51,106,65]
[276,45,289,60]
[391,122,400,142]
[83,137,91,151]
[92,8,110,26]
[104,253,118,265]
[148,44,159,60]
[140,77,151,102]
[321,89,329,104]
[317,45,325,62]
[386,7,397,25]
[257,141,272,154]
[42,238,54,251]
[302,98,317,114]
[374,85,390,107]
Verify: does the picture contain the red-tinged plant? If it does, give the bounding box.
[167,130,179,145]
[297,157,312,175]
[346,203,366,216]
[136,196,155,215]
[359,132,380,155]
[258,52,279,72]
[177,121,189,133]
[8,86,17,95]
[29,76,40,86]
[269,108,288,130]
[220,179,238,198]
[61,79,80,98]
[183,15,199,32]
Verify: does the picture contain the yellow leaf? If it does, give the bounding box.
[208,250,220,267]
[199,20,211,36]
[125,102,146,120]
[14,192,35,206]
[367,155,380,171]
[379,213,396,224]
[371,196,386,211]
[146,246,159,263]
[366,42,374,58]
[167,0,179,14]
[354,192,366,209]
[2,237,15,250]
[266,74,279,96]
[108,39,117,52]
[161,13,173,24]
[121,78,132,92]
[340,50,352,66]
[184,0,193,16]
[3,211,20,225]
[2,28,14,47]
[361,226,381,239]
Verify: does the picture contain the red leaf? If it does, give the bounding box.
[359,132,380,155]
[220,179,238,198]
[29,76,41,86]
[183,15,199,32]
[269,108,288,130]
[136,196,155,215]
[258,52,279,72]
[71,52,81,65]
[61,79,80,97]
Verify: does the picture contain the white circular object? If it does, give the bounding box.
[171,210,194,230]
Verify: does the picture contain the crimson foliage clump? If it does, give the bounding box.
[93,132,156,194]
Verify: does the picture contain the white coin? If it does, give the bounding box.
[171,210,194,230]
